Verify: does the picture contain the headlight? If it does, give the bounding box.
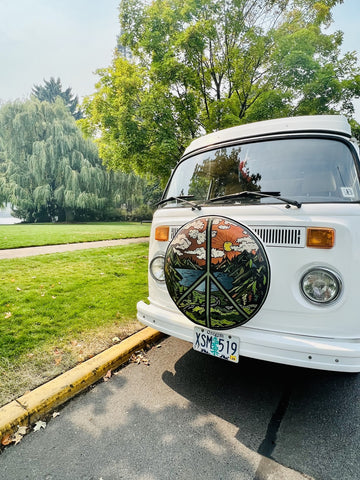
[301,268,341,304]
[150,255,165,282]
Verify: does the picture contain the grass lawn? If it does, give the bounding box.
[0,222,151,249]
[0,242,149,406]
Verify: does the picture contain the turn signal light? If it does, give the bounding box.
[155,226,169,241]
[307,228,335,249]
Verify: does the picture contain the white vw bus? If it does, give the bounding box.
[137,115,360,372]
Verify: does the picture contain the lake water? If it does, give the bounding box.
[0,204,21,224]
[176,268,233,292]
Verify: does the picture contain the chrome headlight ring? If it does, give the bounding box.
[300,267,342,305]
[150,255,166,282]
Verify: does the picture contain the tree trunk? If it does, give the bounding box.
[65,208,74,222]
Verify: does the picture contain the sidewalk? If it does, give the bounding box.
[0,237,149,259]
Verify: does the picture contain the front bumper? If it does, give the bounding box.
[137,300,360,372]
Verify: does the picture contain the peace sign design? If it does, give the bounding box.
[164,216,270,330]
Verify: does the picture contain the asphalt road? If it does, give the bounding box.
[1,336,359,480]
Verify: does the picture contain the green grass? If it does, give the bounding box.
[0,242,149,405]
[0,222,151,249]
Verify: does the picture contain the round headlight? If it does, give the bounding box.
[150,255,165,282]
[301,268,341,304]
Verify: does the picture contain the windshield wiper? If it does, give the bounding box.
[156,195,202,210]
[207,191,301,209]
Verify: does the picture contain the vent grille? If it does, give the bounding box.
[170,226,180,240]
[253,226,305,247]
[170,225,306,247]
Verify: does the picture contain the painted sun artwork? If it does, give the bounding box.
[164,216,270,330]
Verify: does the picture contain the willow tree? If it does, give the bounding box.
[80,0,360,183]
[0,98,111,222]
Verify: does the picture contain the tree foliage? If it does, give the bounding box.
[0,98,157,222]
[79,0,360,183]
[32,77,84,120]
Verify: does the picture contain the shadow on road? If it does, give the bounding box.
[162,348,359,480]
[1,338,358,480]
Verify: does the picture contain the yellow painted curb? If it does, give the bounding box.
[0,327,164,440]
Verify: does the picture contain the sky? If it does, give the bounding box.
[0,0,120,102]
[0,0,359,115]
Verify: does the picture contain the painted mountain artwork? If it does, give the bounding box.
[164,216,270,330]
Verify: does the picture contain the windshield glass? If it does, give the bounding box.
[164,138,360,205]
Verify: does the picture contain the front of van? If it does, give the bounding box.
[137,116,360,372]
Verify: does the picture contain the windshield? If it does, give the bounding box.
[164,138,360,205]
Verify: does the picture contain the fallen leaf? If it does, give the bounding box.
[103,369,112,382]
[54,355,62,365]
[13,432,23,445]
[1,434,14,445]
[10,425,28,445]
[129,350,150,366]
[33,420,46,432]
[17,426,27,435]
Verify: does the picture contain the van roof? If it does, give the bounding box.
[183,115,352,157]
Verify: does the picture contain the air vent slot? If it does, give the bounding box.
[170,225,306,247]
[253,226,305,247]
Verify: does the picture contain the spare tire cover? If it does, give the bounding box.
[165,216,270,330]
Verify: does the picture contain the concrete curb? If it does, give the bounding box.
[0,327,164,441]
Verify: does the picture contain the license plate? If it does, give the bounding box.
[193,327,240,363]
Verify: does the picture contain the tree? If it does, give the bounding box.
[32,77,83,120]
[0,98,115,222]
[0,98,160,222]
[79,0,360,183]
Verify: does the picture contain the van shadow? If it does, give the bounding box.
[162,348,360,480]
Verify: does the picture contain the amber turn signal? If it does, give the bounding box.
[307,228,335,249]
[155,226,169,241]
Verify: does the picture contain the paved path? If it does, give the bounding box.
[0,237,149,259]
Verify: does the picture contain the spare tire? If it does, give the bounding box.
[165,216,270,330]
